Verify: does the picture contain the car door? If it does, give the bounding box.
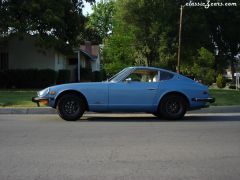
[108,69,160,112]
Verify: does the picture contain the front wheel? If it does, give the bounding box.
[159,94,187,120]
[57,94,85,121]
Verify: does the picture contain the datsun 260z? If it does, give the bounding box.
[32,66,215,121]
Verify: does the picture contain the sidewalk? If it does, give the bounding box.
[0,106,240,114]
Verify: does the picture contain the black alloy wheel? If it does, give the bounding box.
[57,94,85,121]
[160,94,187,120]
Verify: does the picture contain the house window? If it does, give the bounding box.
[0,52,8,70]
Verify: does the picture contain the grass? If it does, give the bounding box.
[0,89,239,107]
[0,90,39,107]
[209,89,240,106]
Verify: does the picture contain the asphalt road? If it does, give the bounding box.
[0,113,240,180]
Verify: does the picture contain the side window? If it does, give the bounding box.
[160,71,174,81]
[124,69,159,82]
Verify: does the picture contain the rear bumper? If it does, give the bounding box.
[191,97,215,103]
[32,97,49,107]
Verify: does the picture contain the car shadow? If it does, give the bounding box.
[80,114,240,122]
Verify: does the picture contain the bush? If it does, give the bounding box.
[0,70,7,88]
[181,47,215,86]
[56,69,71,84]
[80,68,92,82]
[92,71,102,82]
[189,64,215,86]
[216,74,226,88]
[229,84,236,89]
[4,69,39,88]
[0,68,101,88]
[38,69,57,87]
[0,69,56,89]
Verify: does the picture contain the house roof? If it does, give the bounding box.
[73,48,97,61]
[80,49,97,61]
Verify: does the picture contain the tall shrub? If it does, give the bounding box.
[216,74,226,88]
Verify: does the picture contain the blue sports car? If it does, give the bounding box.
[32,66,215,121]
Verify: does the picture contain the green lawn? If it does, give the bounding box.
[0,89,239,107]
[0,90,38,107]
[209,89,240,106]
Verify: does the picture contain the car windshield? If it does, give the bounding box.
[108,67,132,82]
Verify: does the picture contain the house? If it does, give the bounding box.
[0,35,100,82]
[223,58,240,80]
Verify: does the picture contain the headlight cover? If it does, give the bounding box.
[37,88,49,97]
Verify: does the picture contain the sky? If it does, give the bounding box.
[82,1,93,15]
[82,0,100,16]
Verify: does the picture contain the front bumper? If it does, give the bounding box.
[192,97,215,103]
[32,97,49,107]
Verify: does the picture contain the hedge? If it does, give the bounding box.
[0,69,57,89]
[0,68,102,89]
[56,69,71,84]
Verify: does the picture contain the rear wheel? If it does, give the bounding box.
[159,94,187,120]
[57,94,85,121]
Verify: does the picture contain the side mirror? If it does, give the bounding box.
[125,78,132,83]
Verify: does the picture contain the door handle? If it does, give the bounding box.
[147,88,157,90]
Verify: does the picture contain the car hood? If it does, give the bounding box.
[48,82,108,91]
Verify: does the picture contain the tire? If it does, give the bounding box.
[57,94,85,121]
[159,94,187,120]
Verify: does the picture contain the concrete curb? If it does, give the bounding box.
[0,106,240,114]
[0,107,56,114]
[189,106,240,114]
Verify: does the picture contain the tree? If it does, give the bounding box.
[0,0,95,53]
[102,0,135,76]
[105,0,210,70]
[94,0,239,80]
[206,3,240,78]
[122,0,180,67]
[102,0,182,74]
[87,0,115,41]
[193,47,215,85]
[83,18,102,44]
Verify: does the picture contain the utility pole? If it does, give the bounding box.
[177,5,184,73]
[77,50,81,82]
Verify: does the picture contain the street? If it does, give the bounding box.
[0,113,240,180]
